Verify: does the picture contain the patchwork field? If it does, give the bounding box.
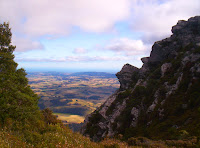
[27,72,119,125]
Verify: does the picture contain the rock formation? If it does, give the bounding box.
[81,16,200,141]
[116,64,139,90]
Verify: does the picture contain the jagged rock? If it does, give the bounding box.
[140,63,149,73]
[134,79,147,89]
[141,57,149,64]
[110,98,128,123]
[99,93,118,118]
[172,16,200,35]
[149,42,164,63]
[131,107,140,127]
[171,20,188,34]
[165,73,183,97]
[172,16,200,47]
[147,90,159,113]
[140,57,150,74]
[116,63,139,90]
[81,16,200,141]
[161,63,172,77]
[98,122,107,130]
[182,56,190,66]
[107,97,128,137]
[182,53,200,67]
[145,16,200,66]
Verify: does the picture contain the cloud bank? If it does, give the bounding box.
[105,38,148,56]
[0,0,131,52]
[12,36,44,52]
[0,0,130,35]
[1,0,200,62]
[16,55,131,63]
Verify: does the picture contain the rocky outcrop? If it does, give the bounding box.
[130,107,140,127]
[81,16,200,141]
[161,63,172,77]
[116,64,139,90]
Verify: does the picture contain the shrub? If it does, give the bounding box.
[42,108,62,125]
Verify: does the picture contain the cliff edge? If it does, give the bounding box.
[81,16,200,141]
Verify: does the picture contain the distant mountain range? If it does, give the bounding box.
[69,72,116,78]
[27,71,116,78]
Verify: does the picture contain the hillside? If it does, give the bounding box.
[0,22,134,148]
[81,16,200,142]
[1,17,200,147]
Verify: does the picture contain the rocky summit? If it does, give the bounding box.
[81,16,200,141]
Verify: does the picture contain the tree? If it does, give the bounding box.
[0,23,40,128]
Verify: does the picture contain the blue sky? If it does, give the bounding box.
[0,0,200,73]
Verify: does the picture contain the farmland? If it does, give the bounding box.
[27,72,119,124]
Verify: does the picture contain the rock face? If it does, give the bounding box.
[161,63,172,77]
[116,64,139,90]
[81,16,200,141]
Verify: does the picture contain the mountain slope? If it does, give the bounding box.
[0,22,132,148]
[81,16,200,141]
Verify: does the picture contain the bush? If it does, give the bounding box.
[42,108,62,125]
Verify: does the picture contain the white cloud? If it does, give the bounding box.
[16,55,131,62]
[105,38,149,56]
[12,36,44,52]
[1,0,199,55]
[131,0,200,43]
[0,0,131,52]
[0,0,131,36]
[73,48,88,54]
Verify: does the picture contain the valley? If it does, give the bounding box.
[27,72,119,124]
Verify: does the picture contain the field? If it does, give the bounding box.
[27,72,119,124]
[54,113,85,124]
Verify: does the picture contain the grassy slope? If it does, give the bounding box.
[0,126,100,148]
[0,127,135,148]
[1,127,197,147]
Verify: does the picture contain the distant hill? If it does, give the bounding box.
[27,71,116,78]
[70,72,116,78]
[27,71,70,77]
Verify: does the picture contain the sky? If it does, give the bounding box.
[0,0,200,73]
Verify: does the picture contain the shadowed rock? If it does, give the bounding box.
[116,64,139,90]
[81,16,200,142]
